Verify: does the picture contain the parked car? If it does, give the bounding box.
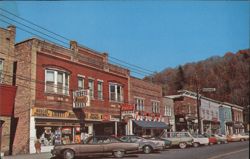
[214,134,228,144]
[119,135,165,154]
[51,135,139,159]
[238,133,249,141]
[227,133,249,142]
[190,134,209,147]
[203,133,217,145]
[160,131,193,149]
[149,137,172,148]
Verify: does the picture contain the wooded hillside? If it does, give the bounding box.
[144,49,250,107]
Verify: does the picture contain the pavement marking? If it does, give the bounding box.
[206,148,249,159]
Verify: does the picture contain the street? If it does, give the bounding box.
[3,141,249,159]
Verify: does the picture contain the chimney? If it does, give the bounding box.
[7,25,16,43]
[102,52,108,63]
[70,40,78,52]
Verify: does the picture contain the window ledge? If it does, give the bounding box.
[44,92,70,97]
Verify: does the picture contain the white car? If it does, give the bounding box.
[191,134,209,147]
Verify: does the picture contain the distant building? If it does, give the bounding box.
[218,103,233,135]
[124,77,168,137]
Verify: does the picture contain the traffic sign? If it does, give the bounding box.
[202,88,216,92]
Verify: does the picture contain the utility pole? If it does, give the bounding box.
[196,88,201,134]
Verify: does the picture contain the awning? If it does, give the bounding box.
[133,120,169,129]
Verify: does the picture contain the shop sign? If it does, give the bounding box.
[102,113,110,121]
[87,113,102,120]
[121,104,134,111]
[32,108,76,119]
[73,89,90,108]
[212,117,218,122]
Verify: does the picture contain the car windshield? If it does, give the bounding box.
[85,136,122,144]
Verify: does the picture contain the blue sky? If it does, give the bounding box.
[0,1,249,78]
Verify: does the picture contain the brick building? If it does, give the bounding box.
[123,77,168,137]
[12,37,130,154]
[165,94,198,133]
[0,26,17,156]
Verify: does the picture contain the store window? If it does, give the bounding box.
[135,98,144,111]
[45,69,69,95]
[0,59,4,83]
[36,126,86,146]
[109,83,123,102]
[97,81,103,100]
[88,79,94,98]
[78,76,84,90]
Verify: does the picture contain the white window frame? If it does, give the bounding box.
[88,79,94,99]
[77,75,84,90]
[109,83,123,102]
[164,105,172,116]
[152,101,160,113]
[45,69,69,95]
[97,80,103,100]
[135,97,144,111]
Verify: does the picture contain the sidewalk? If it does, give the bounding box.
[2,152,52,159]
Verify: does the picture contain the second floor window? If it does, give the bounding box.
[152,101,160,113]
[78,76,84,90]
[45,69,69,95]
[97,81,103,100]
[164,105,172,116]
[88,79,94,98]
[0,59,3,83]
[109,83,123,102]
[135,98,144,111]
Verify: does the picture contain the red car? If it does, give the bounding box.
[203,134,217,145]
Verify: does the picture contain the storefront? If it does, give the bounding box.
[30,107,120,153]
[132,120,168,137]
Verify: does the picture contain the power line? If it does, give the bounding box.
[0,8,155,76]
[0,7,71,41]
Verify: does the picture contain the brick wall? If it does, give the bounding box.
[174,96,197,116]
[129,77,162,115]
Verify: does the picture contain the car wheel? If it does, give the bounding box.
[179,142,187,149]
[113,151,125,158]
[63,149,75,159]
[224,141,228,144]
[193,142,199,148]
[143,145,152,154]
[217,141,221,144]
[240,138,245,142]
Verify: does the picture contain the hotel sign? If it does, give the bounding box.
[73,89,90,108]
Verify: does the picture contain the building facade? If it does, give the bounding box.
[162,96,176,131]
[166,93,198,133]
[231,104,244,134]
[0,26,17,156]
[218,103,233,135]
[124,77,168,137]
[12,38,130,154]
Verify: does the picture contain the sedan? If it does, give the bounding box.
[51,136,139,159]
[214,134,228,144]
[149,137,172,148]
[190,134,209,147]
[120,135,165,154]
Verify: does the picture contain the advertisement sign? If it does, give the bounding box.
[73,89,90,108]
[121,104,134,111]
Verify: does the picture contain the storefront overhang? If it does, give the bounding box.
[0,85,17,116]
[133,120,169,129]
